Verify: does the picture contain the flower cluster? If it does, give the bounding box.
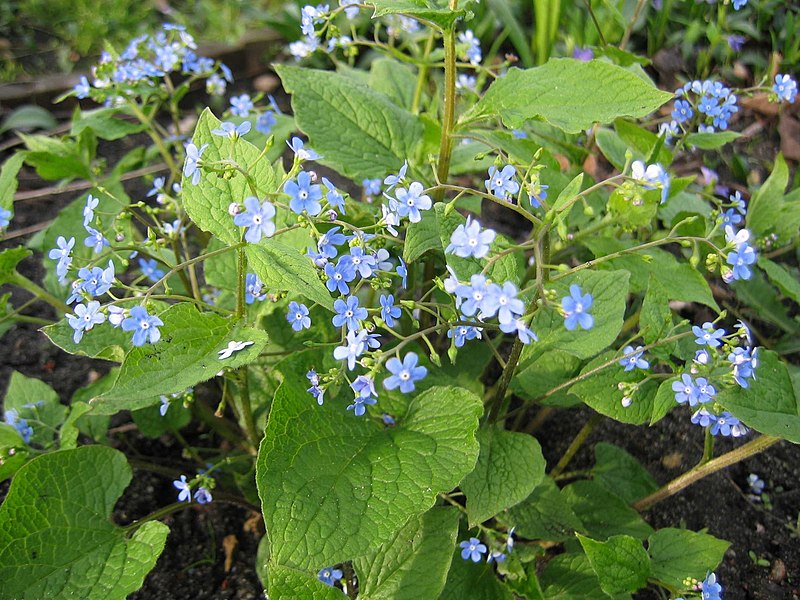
[772,74,798,104]
[173,472,214,504]
[721,224,757,283]
[661,79,739,142]
[290,3,354,60]
[630,161,671,204]
[3,408,34,444]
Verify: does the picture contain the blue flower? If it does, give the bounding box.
[288,136,321,161]
[324,259,357,295]
[183,142,208,186]
[672,373,700,406]
[230,94,254,117]
[84,226,109,254]
[333,329,368,370]
[383,352,427,393]
[773,74,798,104]
[173,475,192,502]
[446,216,496,259]
[481,281,524,325]
[340,247,377,279]
[380,294,401,327]
[74,75,91,99]
[234,196,276,243]
[67,301,106,343]
[729,346,758,388]
[318,567,343,587]
[485,165,519,200]
[193,487,213,504]
[139,258,165,282]
[362,178,382,196]
[78,261,115,297]
[457,30,482,65]
[486,550,506,564]
[159,395,171,416]
[459,537,487,562]
[83,194,99,225]
[729,191,747,215]
[396,258,408,289]
[701,572,723,600]
[731,0,747,9]
[287,301,311,331]
[393,182,432,223]
[619,346,650,371]
[285,171,323,215]
[631,160,670,203]
[720,208,742,227]
[322,177,345,214]
[383,161,408,191]
[49,236,75,283]
[348,375,378,416]
[448,322,482,347]
[499,318,538,344]
[245,273,266,304]
[256,111,276,135]
[211,120,251,139]
[562,284,594,331]
[0,206,12,229]
[727,34,745,51]
[307,369,324,405]
[317,226,346,258]
[725,242,756,281]
[4,409,33,444]
[332,295,367,331]
[693,322,726,348]
[121,306,164,346]
[672,99,693,123]
[695,377,717,403]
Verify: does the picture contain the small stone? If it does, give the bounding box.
[769,559,786,583]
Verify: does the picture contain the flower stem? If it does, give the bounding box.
[433,25,457,203]
[550,413,602,477]
[10,272,71,314]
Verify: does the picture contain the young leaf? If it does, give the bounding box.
[685,131,741,150]
[91,303,269,414]
[276,65,423,181]
[466,59,673,134]
[461,427,546,527]
[353,507,460,599]
[577,533,651,595]
[0,446,168,599]
[648,528,729,588]
[256,373,481,570]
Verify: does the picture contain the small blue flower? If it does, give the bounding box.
[486,550,506,564]
[726,242,756,281]
[317,226,346,258]
[0,206,12,230]
[773,74,798,104]
[384,161,408,191]
[727,34,745,51]
[340,247,376,279]
[234,196,276,243]
[731,0,747,10]
[619,346,650,371]
[324,259,357,295]
[362,178,382,196]
[286,301,311,331]
[448,322,482,347]
[383,352,427,393]
[49,236,75,283]
[67,301,106,343]
[693,322,726,348]
[379,294,401,327]
[485,165,520,200]
[256,111,277,135]
[173,475,192,502]
[457,30,482,65]
[562,284,594,331]
[230,94,254,117]
[499,318,538,344]
[729,346,758,388]
[78,262,114,297]
[332,296,366,332]
[245,273,266,304]
[482,281,524,325]
[333,329,368,370]
[393,182,432,223]
[672,373,700,406]
[83,194,99,226]
[307,369,324,405]
[322,177,345,214]
[139,258,165,282]
[701,572,723,600]
[711,412,748,437]
[84,226,109,254]
[211,120,251,139]
[285,171,323,215]
[695,377,717,403]
[318,567,343,587]
[459,537,487,562]
[183,142,208,186]
[446,216,496,259]
[74,75,91,99]
[720,208,742,227]
[121,306,164,346]
[159,395,171,416]
[288,136,321,161]
[672,99,693,123]
[4,409,33,444]
[147,177,166,198]
[348,375,378,416]
[193,487,213,504]
[396,258,408,289]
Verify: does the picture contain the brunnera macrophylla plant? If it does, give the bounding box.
[0,3,798,598]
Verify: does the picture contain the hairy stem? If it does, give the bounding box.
[433,25,457,202]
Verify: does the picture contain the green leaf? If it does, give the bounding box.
[19,133,91,181]
[539,553,612,600]
[531,270,630,360]
[59,401,93,450]
[0,105,57,133]
[439,549,514,600]
[92,303,269,414]
[131,402,191,438]
[3,371,66,448]
[257,373,482,570]
[403,207,441,263]
[747,154,800,245]
[363,0,465,28]
[569,351,660,425]
[0,152,26,211]
[0,446,168,599]
[640,276,674,351]
[276,65,423,181]
[592,443,657,504]
[732,271,800,334]
[368,59,417,110]
[577,534,650,595]
[42,316,133,362]
[650,378,678,425]
[506,477,585,542]
[511,347,582,405]
[0,424,29,482]
[717,350,800,443]
[647,528,729,588]
[183,107,277,246]
[461,427,546,527]
[685,131,741,150]
[759,257,800,304]
[354,507,460,599]
[467,59,673,134]
[70,107,146,141]
[0,247,31,285]
[562,480,654,540]
[267,563,346,598]
[246,240,334,311]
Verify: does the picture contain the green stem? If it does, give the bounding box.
[411,31,436,114]
[128,102,178,175]
[433,25,457,202]
[634,435,781,511]
[236,248,247,320]
[550,414,602,477]
[10,272,71,314]
[122,501,187,533]
[235,368,259,451]
[701,427,715,465]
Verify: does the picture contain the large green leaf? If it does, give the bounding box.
[647,528,729,588]
[256,373,481,570]
[466,59,673,134]
[182,107,277,246]
[717,350,800,443]
[461,427,546,527]
[0,446,168,599]
[577,534,650,595]
[353,507,460,599]
[245,240,334,311]
[91,303,268,414]
[276,65,423,181]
